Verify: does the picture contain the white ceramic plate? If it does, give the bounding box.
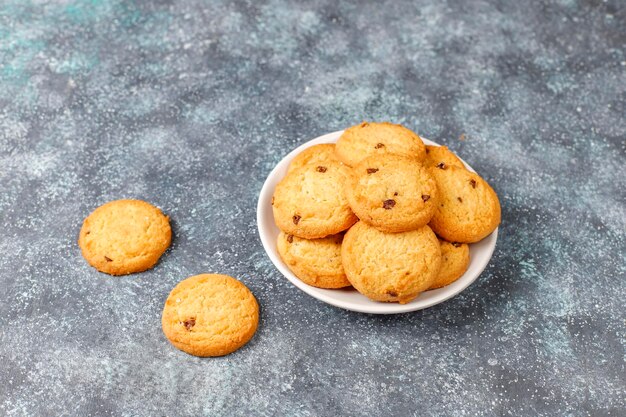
[257,130,498,314]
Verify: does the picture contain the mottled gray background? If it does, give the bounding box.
[0,0,624,416]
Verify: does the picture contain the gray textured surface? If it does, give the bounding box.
[1,0,625,416]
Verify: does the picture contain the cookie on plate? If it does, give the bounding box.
[345,154,438,233]
[277,232,350,289]
[287,143,340,173]
[429,165,501,243]
[425,145,466,170]
[429,240,470,289]
[78,199,171,275]
[336,121,427,167]
[162,274,259,357]
[272,160,357,239]
[341,221,442,304]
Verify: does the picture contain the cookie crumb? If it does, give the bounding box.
[316,166,327,173]
[459,133,466,141]
[292,215,301,225]
[422,195,430,202]
[383,199,396,209]
[104,256,113,262]
[366,168,379,174]
[374,143,385,149]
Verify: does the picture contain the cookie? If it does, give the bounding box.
[429,240,470,289]
[345,154,439,233]
[272,160,358,239]
[161,274,259,357]
[276,231,350,289]
[425,145,466,170]
[287,143,340,173]
[336,121,427,167]
[341,221,441,304]
[428,165,501,243]
[78,199,171,275]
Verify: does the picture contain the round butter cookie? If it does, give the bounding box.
[277,232,350,289]
[429,240,470,289]
[345,154,438,233]
[341,222,441,304]
[336,121,426,167]
[429,165,501,243]
[287,143,340,173]
[272,161,357,239]
[162,274,259,357]
[425,145,466,170]
[78,199,171,275]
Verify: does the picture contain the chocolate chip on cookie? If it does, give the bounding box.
[383,199,396,209]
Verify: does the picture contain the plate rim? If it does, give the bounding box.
[257,130,498,314]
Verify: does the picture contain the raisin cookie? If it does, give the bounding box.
[425,145,466,170]
[162,274,259,357]
[429,240,470,289]
[429,165,501,243]
[272,160,358,239]
[287,143,340,173]
[341,222,441,304]
[336,121,427,167]
[345,154,438,233]
[276,232,350,289]
[78,199,171,275]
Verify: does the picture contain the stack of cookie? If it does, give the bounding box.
[272,122,501,304]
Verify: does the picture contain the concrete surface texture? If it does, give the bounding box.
[0,0,624,416]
